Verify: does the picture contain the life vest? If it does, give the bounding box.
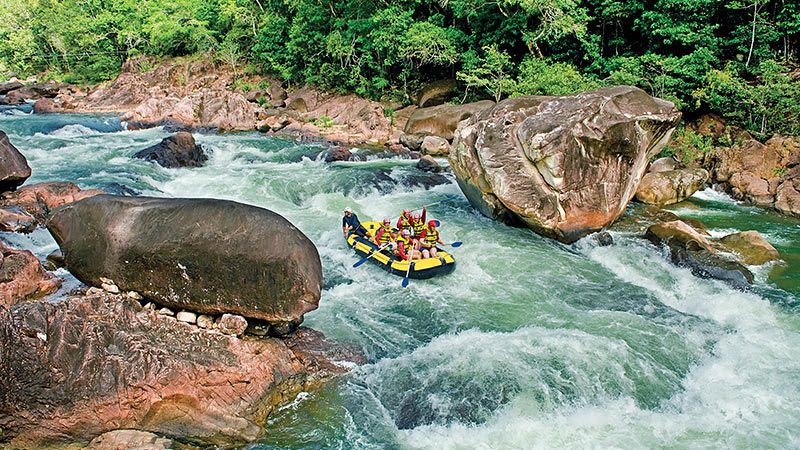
[396,235,410,248]
[412,219,425,237]
[378,226,394,244]
[398,215,412,231]
[424,227,439,246]
[396,235,411,259]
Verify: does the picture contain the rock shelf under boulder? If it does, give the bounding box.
[635,168,709,206]
[47,195,323,325]
[0,292,363,447]
[450,85,681,243]
[0,241,60,309]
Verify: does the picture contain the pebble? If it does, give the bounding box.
[101,283,120,294]
[176,311,197,324]
[127,291,143,300]
[86,287,104,296]
[99,277,114,285]
[143,302,156,311]
[158,307,175,316]
[216,313,248,336]
[196,315,214,329]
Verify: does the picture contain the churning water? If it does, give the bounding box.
[2,107,799,449]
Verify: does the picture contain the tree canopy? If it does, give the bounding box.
[0,0,798,136]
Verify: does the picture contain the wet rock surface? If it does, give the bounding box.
[0,293,363,447]
[450,86,681,243]
[645,220,754,288]
[133,131,208,168]
[47,195,323,324]
[0,181,105,227]
[405,100,495,141]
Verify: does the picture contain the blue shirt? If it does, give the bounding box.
[342,213,362,229]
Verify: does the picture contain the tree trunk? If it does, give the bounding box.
[746,0,758,68]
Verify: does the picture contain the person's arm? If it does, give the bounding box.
[421,208,426,223]
[374,228,383,244]
[397,241,408,260]
[342,216,350,236]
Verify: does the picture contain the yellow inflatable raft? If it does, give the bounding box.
[346,221,456,279]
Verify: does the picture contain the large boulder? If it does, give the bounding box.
[420,135,450,156]
[0,242,60,309]
[47,195,322,325]
[0,293,362,447]
[0,130,31,192]
[645,220,753,288]
[0,86,38,105]
[719,230,781,265]
[133,132,208,168]
[405,100,495,141]
[450,86,681,243]
[635,168,709,206]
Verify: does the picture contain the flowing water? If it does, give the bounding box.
[2,106,800,449]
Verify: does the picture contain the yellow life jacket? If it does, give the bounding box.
[398,215,411,230]
[378,226,394,244]
[424,227,439,246]
[412,219,425,236]
[396,235,410,248]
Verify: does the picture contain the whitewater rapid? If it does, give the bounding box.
[2,108,799,449]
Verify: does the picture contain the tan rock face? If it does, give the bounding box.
[0,181,105,224]
[0,294,363,447]
[645,220,714,252]
[719,231,781,265]
[405,100,495,140]
[0,242,60,308]
[635,168,709,206]
[449,86,681,243]
[705,135,800,217]
[420,136,450,156]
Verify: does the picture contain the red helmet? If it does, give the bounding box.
[383,218,391,225]
[403,209,410,215]
[428,220,437,227]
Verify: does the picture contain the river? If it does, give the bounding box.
[2,106,799,449]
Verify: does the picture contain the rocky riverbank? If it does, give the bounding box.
[0,131,363,448]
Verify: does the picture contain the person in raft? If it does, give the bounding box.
[396,209,413,234]
[395,229,420,261]
[419,220,445,258]
[342,207,368,238]
[374,218,397,251]
[410,209,427,251]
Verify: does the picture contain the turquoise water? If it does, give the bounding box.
[2,107,799,449]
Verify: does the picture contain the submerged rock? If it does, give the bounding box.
[0,130,31,192]
[0,294,363,447]
[450,86,681,243]
[719,230,781,265]
[134,132,208,168]
[635,168,709,206]
[47,195,322,324]
[645,220,753,288]
[416,155,441,173]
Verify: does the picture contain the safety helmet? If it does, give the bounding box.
[383,218,391,225]
[344,207,352,213]
[403,209,410,215]
[401,229,410,236]
[428,220,437,227]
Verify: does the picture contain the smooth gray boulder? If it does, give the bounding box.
[47,195,322,324]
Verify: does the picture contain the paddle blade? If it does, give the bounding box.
[402,276,410,288]
[449,241,462,247]
[352,253,372,268]
[433,219,441,227]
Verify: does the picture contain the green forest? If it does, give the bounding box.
[0,0,799,136]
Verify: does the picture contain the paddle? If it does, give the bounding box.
[447,241,462,247]
[411,196,458,212]
[402,260,414,288]
[353,243,390,268]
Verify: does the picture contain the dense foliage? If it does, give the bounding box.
[0,0,799,136]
